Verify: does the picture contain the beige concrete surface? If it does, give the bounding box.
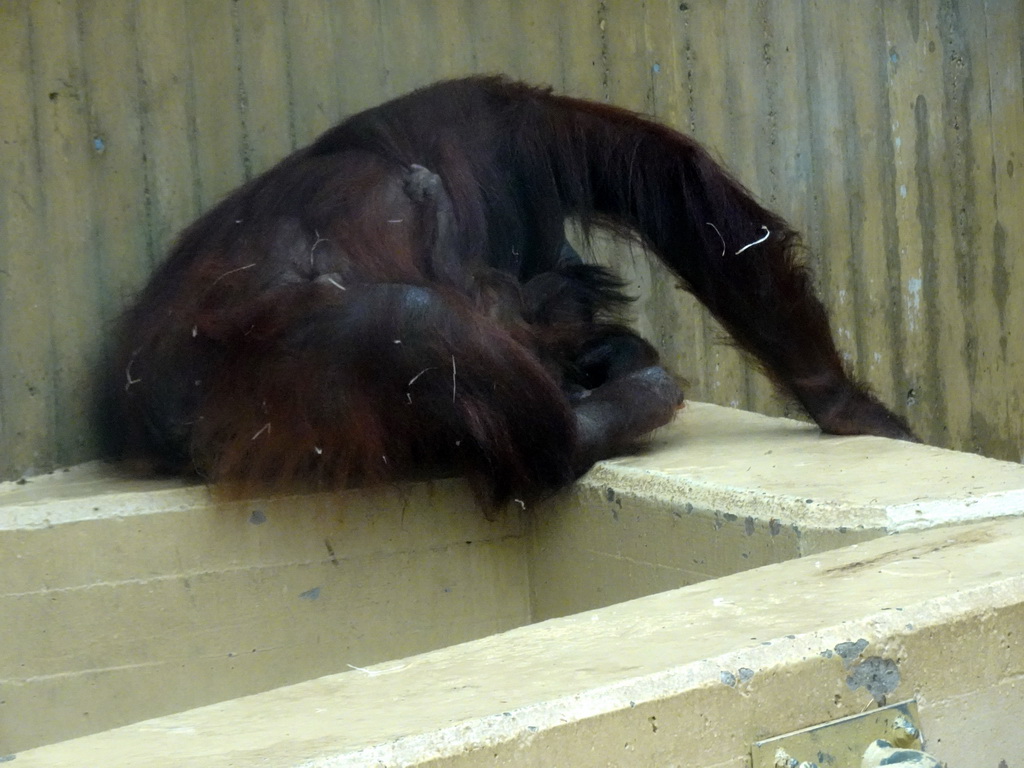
[0,471,530,752]
[530,402,1024,619]
[12,514,1023,767]
[3,402,1023,758]
[590,403,1024,532]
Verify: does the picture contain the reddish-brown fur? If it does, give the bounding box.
[106,76,914,503]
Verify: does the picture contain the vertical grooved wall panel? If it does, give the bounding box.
[1,0,1021,479]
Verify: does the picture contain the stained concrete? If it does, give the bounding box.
[11,515,1024,767]
[3,402,1023,761]
[0,472,531,752]
[589,403,1024,531]
[530,402,1024,619]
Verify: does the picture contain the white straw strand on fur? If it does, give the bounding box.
[735,226,770,255]
[406,367,435,404]
[705,222,726,258]
[309,229,329,268]
[210,262,256,287]
[123,349,142,391]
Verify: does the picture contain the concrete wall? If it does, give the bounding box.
[0,471,532,753]
[4,403,1023,756]
[1,0,1021,480]
[10,486,1024,766]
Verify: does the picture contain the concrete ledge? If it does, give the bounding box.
[531,402,1024,619]
[590,403,1024,532]
[0,474,531,752]
[13,515,1024,767]
[3,402,1023,758]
